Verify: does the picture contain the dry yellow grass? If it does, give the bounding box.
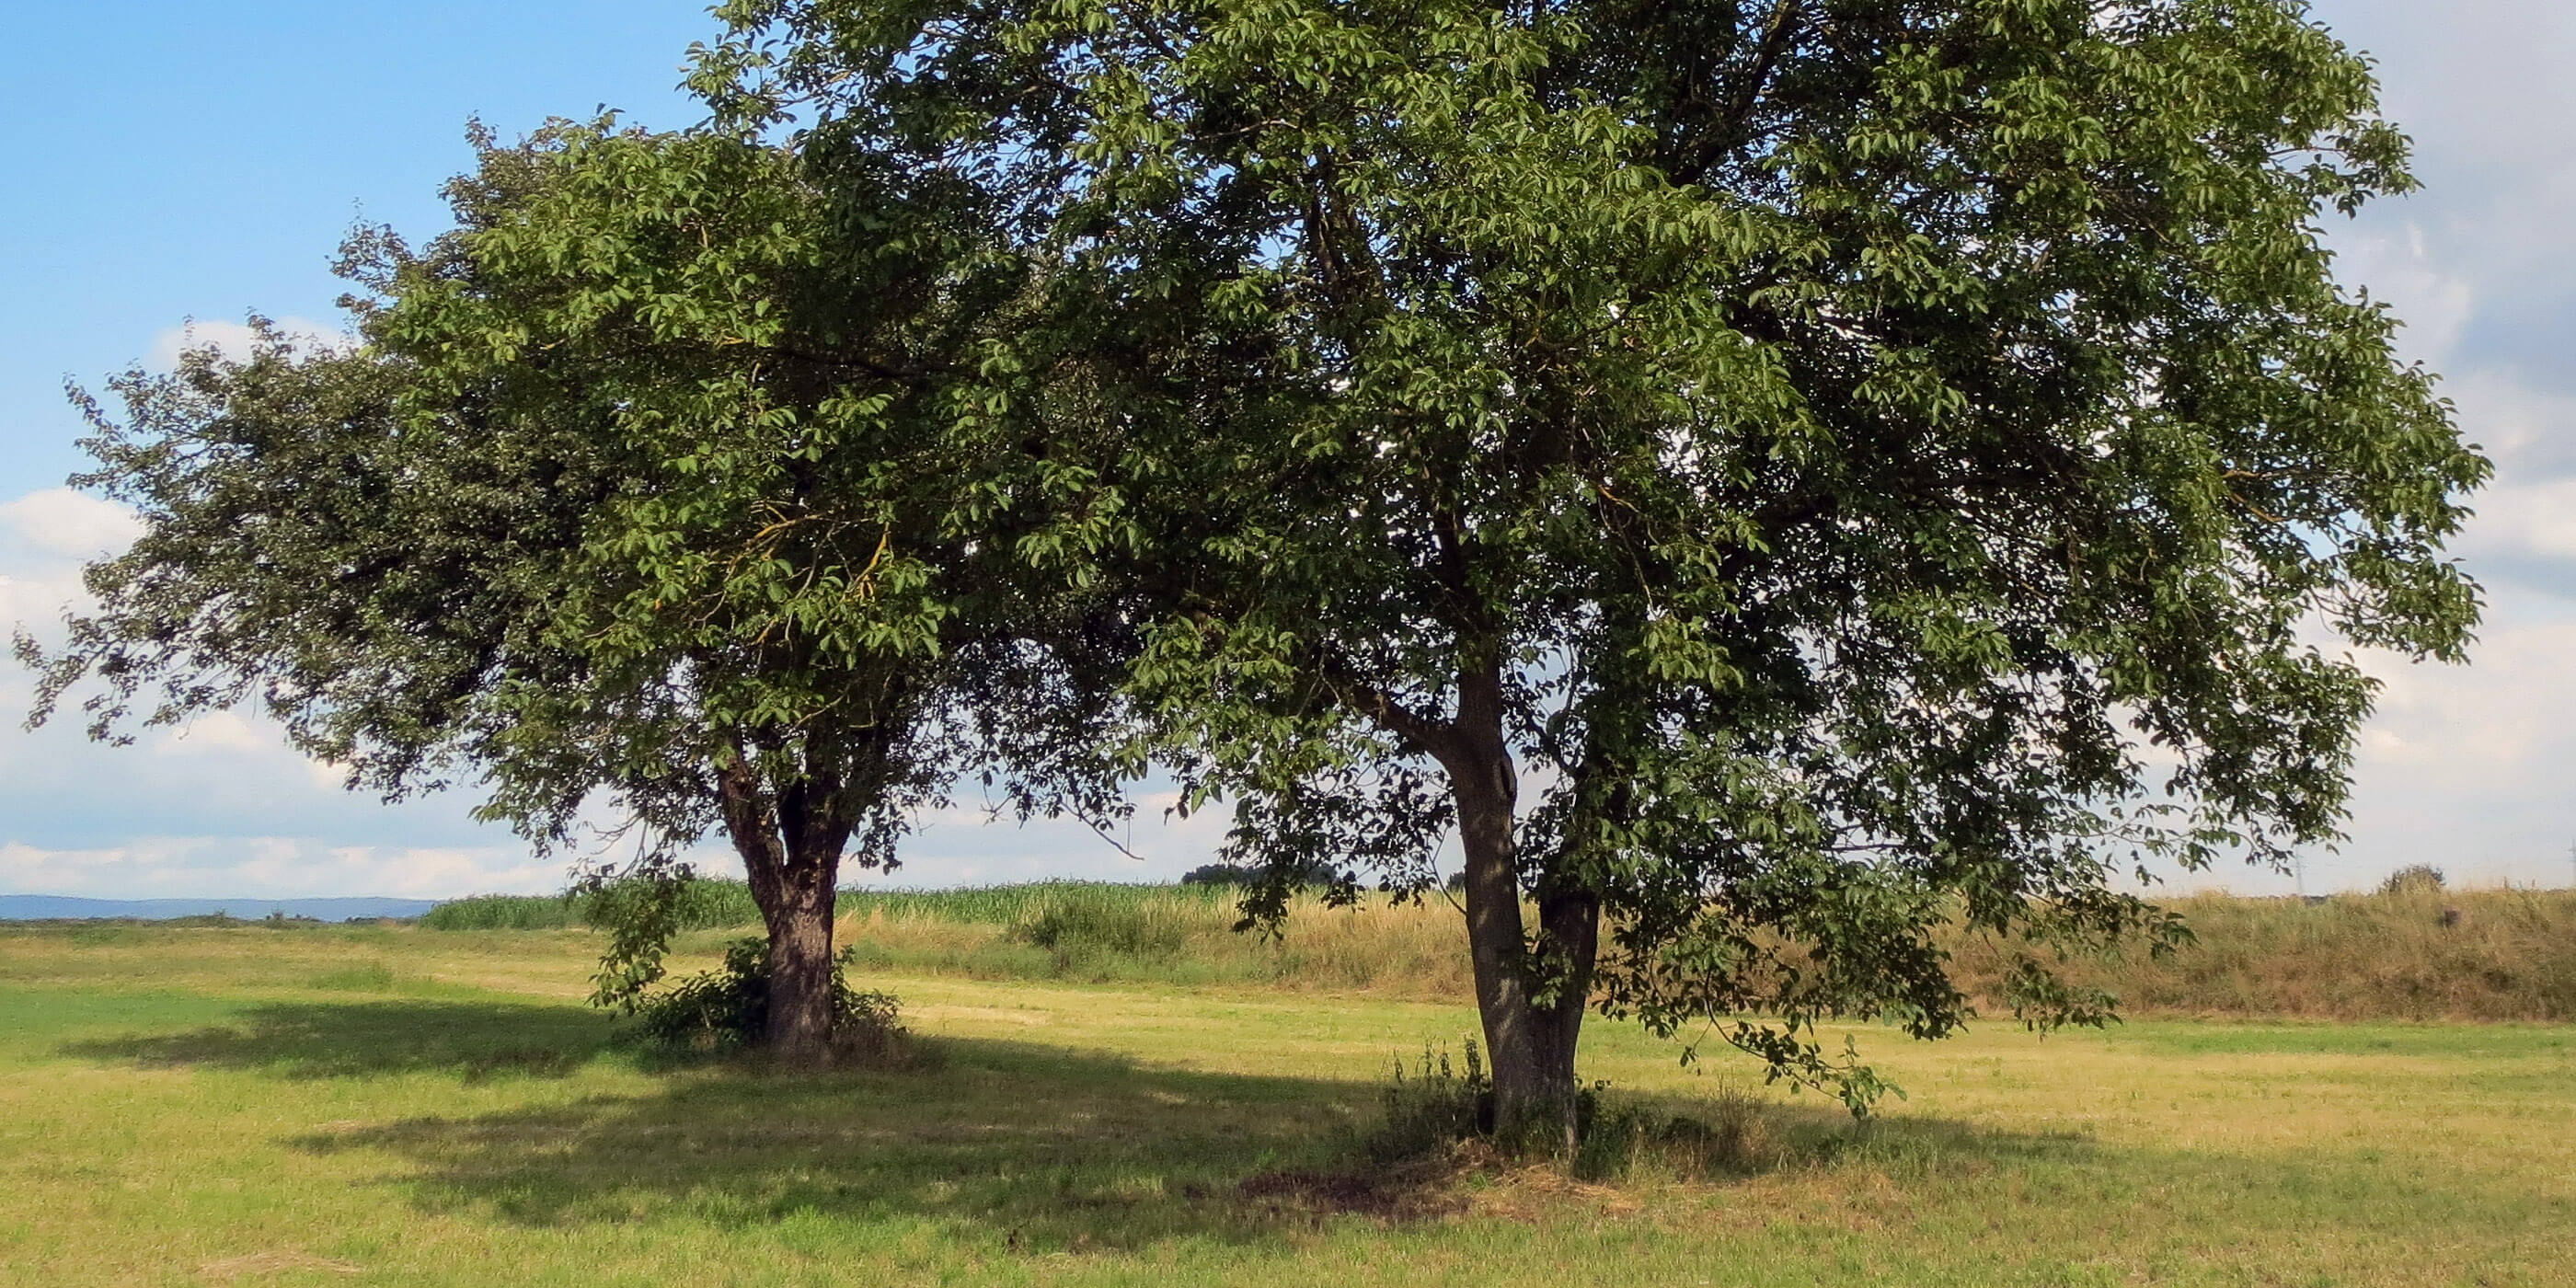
[836,895,1474,995]
[1943,885,2576,1021]
[830,883,2576,1021]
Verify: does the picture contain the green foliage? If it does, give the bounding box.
[592,877,765,933]
[23,0,2491,1098]
[2380,865,2446,895]
[420,895,581,931]
[420,880,765,934]
[633,936,909,1061]
[1179,860,1341,888]
[18,107,1133,1043]
[576,867,732,1010]
[702,0,2489,1108]
[1005,887,1194,965]
[842,880,1236,925]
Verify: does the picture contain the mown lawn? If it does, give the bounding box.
[1,923,2569,1286]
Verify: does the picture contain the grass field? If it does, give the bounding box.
[3,921,2570,1285]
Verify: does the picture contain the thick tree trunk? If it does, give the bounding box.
[717,746,856,1064]
[762,834,843,1061]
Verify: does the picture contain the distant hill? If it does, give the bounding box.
[0,895,443,922]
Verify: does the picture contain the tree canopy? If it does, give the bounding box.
[21,118,1131,1056]
[702,0,2487,1131]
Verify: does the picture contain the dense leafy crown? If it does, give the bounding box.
[707,0,2485,1088]
[21,116,1125,881]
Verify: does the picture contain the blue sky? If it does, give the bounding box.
[0,3,725,502]
[4,1,2571,898]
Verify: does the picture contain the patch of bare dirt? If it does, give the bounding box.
[198,1250,363,1278]
[1235,1160,1469,1223]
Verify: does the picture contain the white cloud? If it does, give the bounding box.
[0,478,546,895]
[0,490,127,717]
[854,787,1237,889]
[2439,367,2576,483]
[2324,613,2576,891]
[2326,1,2576,178]
[2455,477,2576,566]
[0,837,562,900]
[150,710,279,757]
[0,489,141,662]
[0,488,143,562]
[2355,615,2576,786]
[2333,222,2476,362]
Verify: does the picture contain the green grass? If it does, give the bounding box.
[1,921,2570,1285]
[418,879,1233,936]
[420,880,768,931]
[843,880,1241,924]
[418,893,585,930]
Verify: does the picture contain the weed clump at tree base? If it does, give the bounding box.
[1367,1041,1779,1183]
[630,936,923,1068]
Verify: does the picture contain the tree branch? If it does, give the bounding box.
[1671,0,1809,186]
[1314,655,1465,770]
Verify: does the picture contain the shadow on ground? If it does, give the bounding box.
[60,999,2095,1253]
[330,1037,1451,1249]
[60,999,617,1081]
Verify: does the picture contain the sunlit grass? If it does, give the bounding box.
[1,921,2568,1286]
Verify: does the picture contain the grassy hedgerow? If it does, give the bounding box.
[1941,885,2576,1022]
[413,878,2576,1022]
[420,880,764,933]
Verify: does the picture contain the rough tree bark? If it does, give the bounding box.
[717,745,859,1063]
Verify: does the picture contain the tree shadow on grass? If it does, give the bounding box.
[305,1053,2119,1252]
[59,999,617,1082]
[305,1033,1449,1250]
[59,998,2101,1254]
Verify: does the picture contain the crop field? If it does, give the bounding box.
[3,914,2571,1286]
